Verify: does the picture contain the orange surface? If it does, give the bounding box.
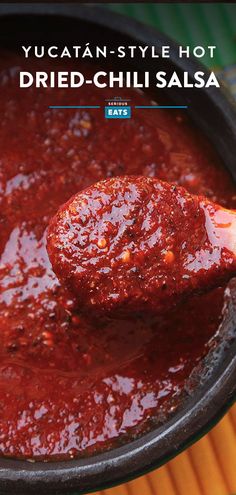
[93,403,236,495]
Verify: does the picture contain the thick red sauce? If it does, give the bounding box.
[0,53,236,460]
[47,176,236,316]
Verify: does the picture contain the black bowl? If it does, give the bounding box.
[0,4,236,495]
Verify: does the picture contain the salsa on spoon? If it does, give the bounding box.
[47,176,236,316]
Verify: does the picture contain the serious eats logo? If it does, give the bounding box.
[104,96,131,119]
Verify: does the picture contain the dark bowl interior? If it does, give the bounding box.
[0,4,236,495]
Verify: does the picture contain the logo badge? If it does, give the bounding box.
[105,96,131,119]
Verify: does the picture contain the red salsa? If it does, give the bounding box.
[0,53,236,460]
[47,176,236,316]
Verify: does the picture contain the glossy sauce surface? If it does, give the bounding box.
[47,176,236,316]
[0,53,236,459]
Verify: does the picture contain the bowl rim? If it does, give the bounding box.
[0,4,236,494]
